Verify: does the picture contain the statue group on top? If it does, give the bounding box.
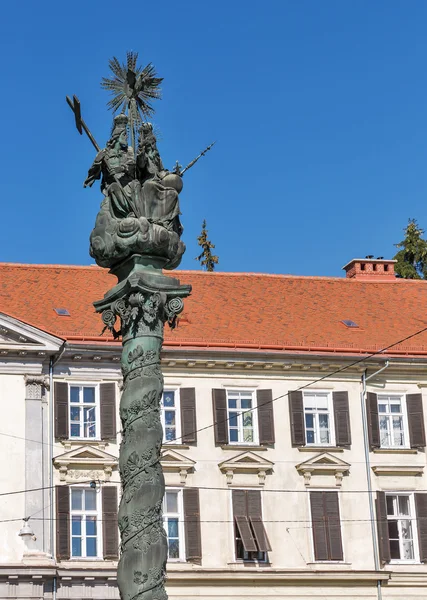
[86,114,185,270]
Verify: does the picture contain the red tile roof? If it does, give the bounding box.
[1,263,427,356]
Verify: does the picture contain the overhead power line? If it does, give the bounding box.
[1,323,427,502]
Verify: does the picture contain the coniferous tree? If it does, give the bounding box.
[394,219,427,279]
[195,220,219,272]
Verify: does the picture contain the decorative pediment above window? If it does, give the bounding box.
[372,464,425,476]
[160,449,196,485]
[0,313,63,353]
[296,452,350,487]
[218,451,274,485]
[53,445,118,482]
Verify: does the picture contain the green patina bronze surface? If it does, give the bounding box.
[82,53,191,600]
[94,263,190,600]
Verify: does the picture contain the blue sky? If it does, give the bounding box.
[1,1,427,277]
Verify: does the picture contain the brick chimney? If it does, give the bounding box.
[342,257,397,280]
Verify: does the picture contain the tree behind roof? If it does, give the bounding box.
[393,219,427,279]
[195,220,219,272]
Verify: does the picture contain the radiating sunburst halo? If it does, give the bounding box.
[101,51,163,153]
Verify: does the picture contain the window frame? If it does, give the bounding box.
[303,390,336,447]
[230,488,268,563]
[377,394,410,450]
[69,486,102,559]
[386,492,420,563]
[68,383,100,441]
[161,388,181,444]
[226,389,259,446]
[163,487,185,561]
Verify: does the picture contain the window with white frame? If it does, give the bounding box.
[386,493,418,561]
[161,390,180,443]
[70,487,101,558]
[303,391,334,445]
[69,385,99,439]
[163,489,185,560]
[227,390,258,444]
[378,395,409,448]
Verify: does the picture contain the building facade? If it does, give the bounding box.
[0,259,427,599]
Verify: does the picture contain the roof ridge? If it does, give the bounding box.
[1,262,426,283]
[0,262,103,270]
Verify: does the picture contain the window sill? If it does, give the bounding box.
[162,443,190,450]
[166,559,188,563]
[221,445,268,451]
[227,561,271,567]
[67,557,105,561]
[61,440,107,450]
[389,560,422,565]
[298,446,344,453]
[307,561,351,566]
[373,448,418,454]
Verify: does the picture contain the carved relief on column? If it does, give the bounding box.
[94,277,189,600]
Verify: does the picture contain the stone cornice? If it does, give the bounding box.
[372,465,424,476]
[0,564,390,585]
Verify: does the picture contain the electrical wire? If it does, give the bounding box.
[161,323,427,445]
[1,324,427,503]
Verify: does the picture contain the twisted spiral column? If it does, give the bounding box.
[96,275,188,600]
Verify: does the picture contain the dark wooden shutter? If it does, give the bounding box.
[183,488,202,564]
[235,516,257,552]
[333,391,351,448]
[232,489,247,516]
[232,490,257,552]
[250,516,272,552]
[102,486,119,560]
[310,491,343,561]
[324,491,343,561]
[247,490,271,552]
[54,382,68,440]
[56,485,70,560]
[232,490,271,553]
[212,389,228,445]
[366,392,380,449]
[407,394,426,448]
[257,389,275,445]
[310,492,328,561]
[289,390,305,447]
[415,493,427,562]
[246,489,262,517]
[100,383,116,440]
[376,491,391,563]
[181,388,197,445]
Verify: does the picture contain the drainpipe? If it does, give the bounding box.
[360,361,390,600]
[49,342,66,598]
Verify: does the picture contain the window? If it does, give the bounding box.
[310,491,343,561]
[70,488,101,558]
[232,489,271,561]
[163,489,185,560]
[227,390,258,444]
[161,390,181,443]
[386,494,418,561]
[303,392,335,445]
[69,385,99,439]
[378,395,409,448]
